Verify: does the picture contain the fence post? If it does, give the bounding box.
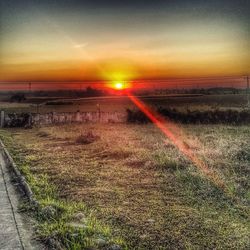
[0,110,5,128]
[96,104,101,122]
[76,110,80,122]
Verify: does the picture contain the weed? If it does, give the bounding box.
[75,131,100,144]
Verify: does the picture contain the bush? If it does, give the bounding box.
[37,131,50,137]
[126,109,150,123]
[75,131,100,144]
[6,113,33,128]
[10,93,26,103]
[126,107,250,124]
[158,107,250,124]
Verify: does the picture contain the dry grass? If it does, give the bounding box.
[1,123,250,249]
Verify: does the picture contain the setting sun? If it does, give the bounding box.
[106,81,132,91]
[114,82,124,90]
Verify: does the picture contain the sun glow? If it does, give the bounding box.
[106,80,132,91]
[114,82,124,90]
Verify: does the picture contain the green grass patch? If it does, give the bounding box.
[0,129,126,250]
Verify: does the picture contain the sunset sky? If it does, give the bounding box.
[0,0,249,84]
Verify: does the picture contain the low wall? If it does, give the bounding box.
[0,111,127,127]
[33,111,127,125]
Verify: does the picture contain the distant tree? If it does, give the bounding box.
[10,93,26,103]
[85,86,103,97]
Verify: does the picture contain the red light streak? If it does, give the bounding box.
[127,93,225,189]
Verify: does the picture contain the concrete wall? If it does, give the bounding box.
[1,111,127,127]
[32,111,127,125]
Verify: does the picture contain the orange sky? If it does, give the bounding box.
[0,1,249,84]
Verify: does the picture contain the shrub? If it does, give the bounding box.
[126,107,250,124]
[158,107,250,124]
[75,131,100,144]
[6,113,33,128]
[126,109,150,123]
[10,93,26,103]
[37,131,50,137]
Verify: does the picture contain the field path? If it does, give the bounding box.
[0,145,42,250]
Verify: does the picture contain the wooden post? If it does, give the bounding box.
[97,104,101,122]
[76,110,80,122]
[0,110,5,128]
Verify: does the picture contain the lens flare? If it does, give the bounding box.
[127,93,225,190]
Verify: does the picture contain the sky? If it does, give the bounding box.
[0,0,249,86]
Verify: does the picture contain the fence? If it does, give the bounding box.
[0,110,127,128]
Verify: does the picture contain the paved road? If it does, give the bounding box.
[0,148,42,250]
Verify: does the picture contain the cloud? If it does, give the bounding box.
[73,43,88,48]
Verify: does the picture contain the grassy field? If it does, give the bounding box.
[1,94,249,114]
[1,122,249,249]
